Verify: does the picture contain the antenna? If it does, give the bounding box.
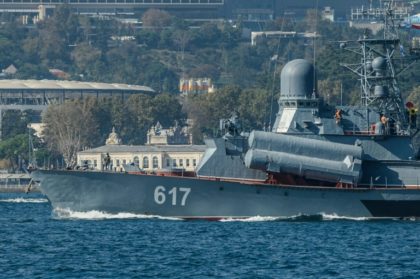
[339,0,420,134]
[312,0,319,96]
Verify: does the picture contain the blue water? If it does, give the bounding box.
[1,193,420,279]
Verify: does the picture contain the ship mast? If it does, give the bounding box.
[340,0,419,134]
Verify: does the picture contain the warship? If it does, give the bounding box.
[33,2,420,219]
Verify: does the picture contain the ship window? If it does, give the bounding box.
[179,159,183,167]
[143,157,149,169]
[166,158,170,167]
[116,159,120,167]
[290,102,296,106]
[186,159,190,167]
[123,159,126,165]
[133,156,139,167]
[173,159,177,167]
[152,156,158,169]
[285,102,290,106]
[298,101,304,106]
[94,160,97,167]
[193,159,197,166]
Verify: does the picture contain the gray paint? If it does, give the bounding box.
[244,131,362,184]
[33,54,420,218]
[280,59,315,100]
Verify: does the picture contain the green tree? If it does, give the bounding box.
[0,134,28,172]
[71,42,102,75]
[151,94,185,128]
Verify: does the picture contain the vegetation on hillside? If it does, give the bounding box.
[0,6,419,168]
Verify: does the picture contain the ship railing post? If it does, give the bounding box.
[370,176,373,189]
[385,177,387,188]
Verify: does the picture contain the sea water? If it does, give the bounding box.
[1,193,420,279]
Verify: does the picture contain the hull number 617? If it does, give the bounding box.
[154,186,191,206]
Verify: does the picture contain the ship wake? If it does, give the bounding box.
[220,214,375,222]
[53,207,182,221]
[0,197,48,203]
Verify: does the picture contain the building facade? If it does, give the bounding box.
[77,125,205,172]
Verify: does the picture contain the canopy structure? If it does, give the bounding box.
[0,79,155,110]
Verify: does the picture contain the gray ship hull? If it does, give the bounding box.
[33,170,420,219]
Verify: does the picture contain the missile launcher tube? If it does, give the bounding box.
[245,131,363,184]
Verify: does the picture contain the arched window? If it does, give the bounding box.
[133,156,139,167]
[152,156,159,169]
[143,156,149,169]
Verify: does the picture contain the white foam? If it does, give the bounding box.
[220,216,281,222]
[53,207,182,221]
[320,213,370,221]
[220,213,372,222]
[0,198,48,203]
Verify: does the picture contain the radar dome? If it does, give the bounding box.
[280,59,315,100]
[372,57,386,76]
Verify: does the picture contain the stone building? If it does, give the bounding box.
[77,125,205,172]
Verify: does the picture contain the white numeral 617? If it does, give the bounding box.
[154,186,191,206]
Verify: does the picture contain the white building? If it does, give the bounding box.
[77,126,206,172]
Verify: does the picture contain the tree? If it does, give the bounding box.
[189,64,220,80]
[42,101,98,167]
[0,134,28,172]
[172,29,191,77]
[141,9,172,30]
[1,110,33,139]
[151,94,185,128]
[71,42,102,75]
[238,88,270,131]
[125,94,154,144]
[172,30,191,60]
